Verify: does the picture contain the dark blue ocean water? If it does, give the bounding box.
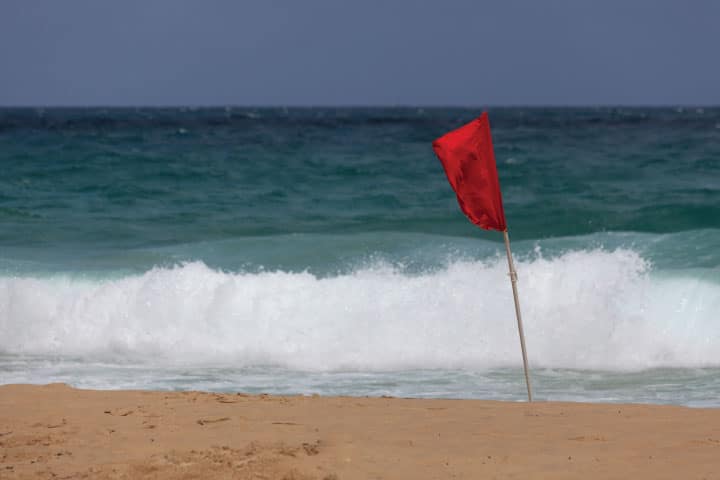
[1,107,718,405]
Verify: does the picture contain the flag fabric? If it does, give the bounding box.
[432,112,507,231]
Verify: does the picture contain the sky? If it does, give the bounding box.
[1,0,719,106]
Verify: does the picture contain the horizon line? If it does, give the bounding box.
[1,103,719,109]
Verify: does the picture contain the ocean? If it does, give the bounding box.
[0,107,718,406]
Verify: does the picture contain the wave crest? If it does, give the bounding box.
[0,249,718,371]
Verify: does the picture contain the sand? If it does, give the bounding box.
[1,384,720,479]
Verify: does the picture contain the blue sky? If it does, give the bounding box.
[1,0,718,106]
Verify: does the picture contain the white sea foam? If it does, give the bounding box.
[0,249,718,371]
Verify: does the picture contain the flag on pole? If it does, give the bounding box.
[432,112,506,231]
[432,112,533,402]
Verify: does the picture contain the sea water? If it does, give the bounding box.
[0,107,718,406]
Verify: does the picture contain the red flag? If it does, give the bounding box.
[432,112,507,231]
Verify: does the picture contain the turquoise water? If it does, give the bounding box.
[1,107,719,405]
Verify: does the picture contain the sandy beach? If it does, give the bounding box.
[0,384,718,479]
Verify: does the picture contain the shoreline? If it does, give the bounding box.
[2,384,719,479]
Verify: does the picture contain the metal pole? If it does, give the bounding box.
[503,229,533,402]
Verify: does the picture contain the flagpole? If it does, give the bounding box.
[502,229,533,402]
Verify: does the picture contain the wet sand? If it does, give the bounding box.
[1,383,719,479]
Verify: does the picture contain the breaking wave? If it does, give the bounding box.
[0,248,718,371]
